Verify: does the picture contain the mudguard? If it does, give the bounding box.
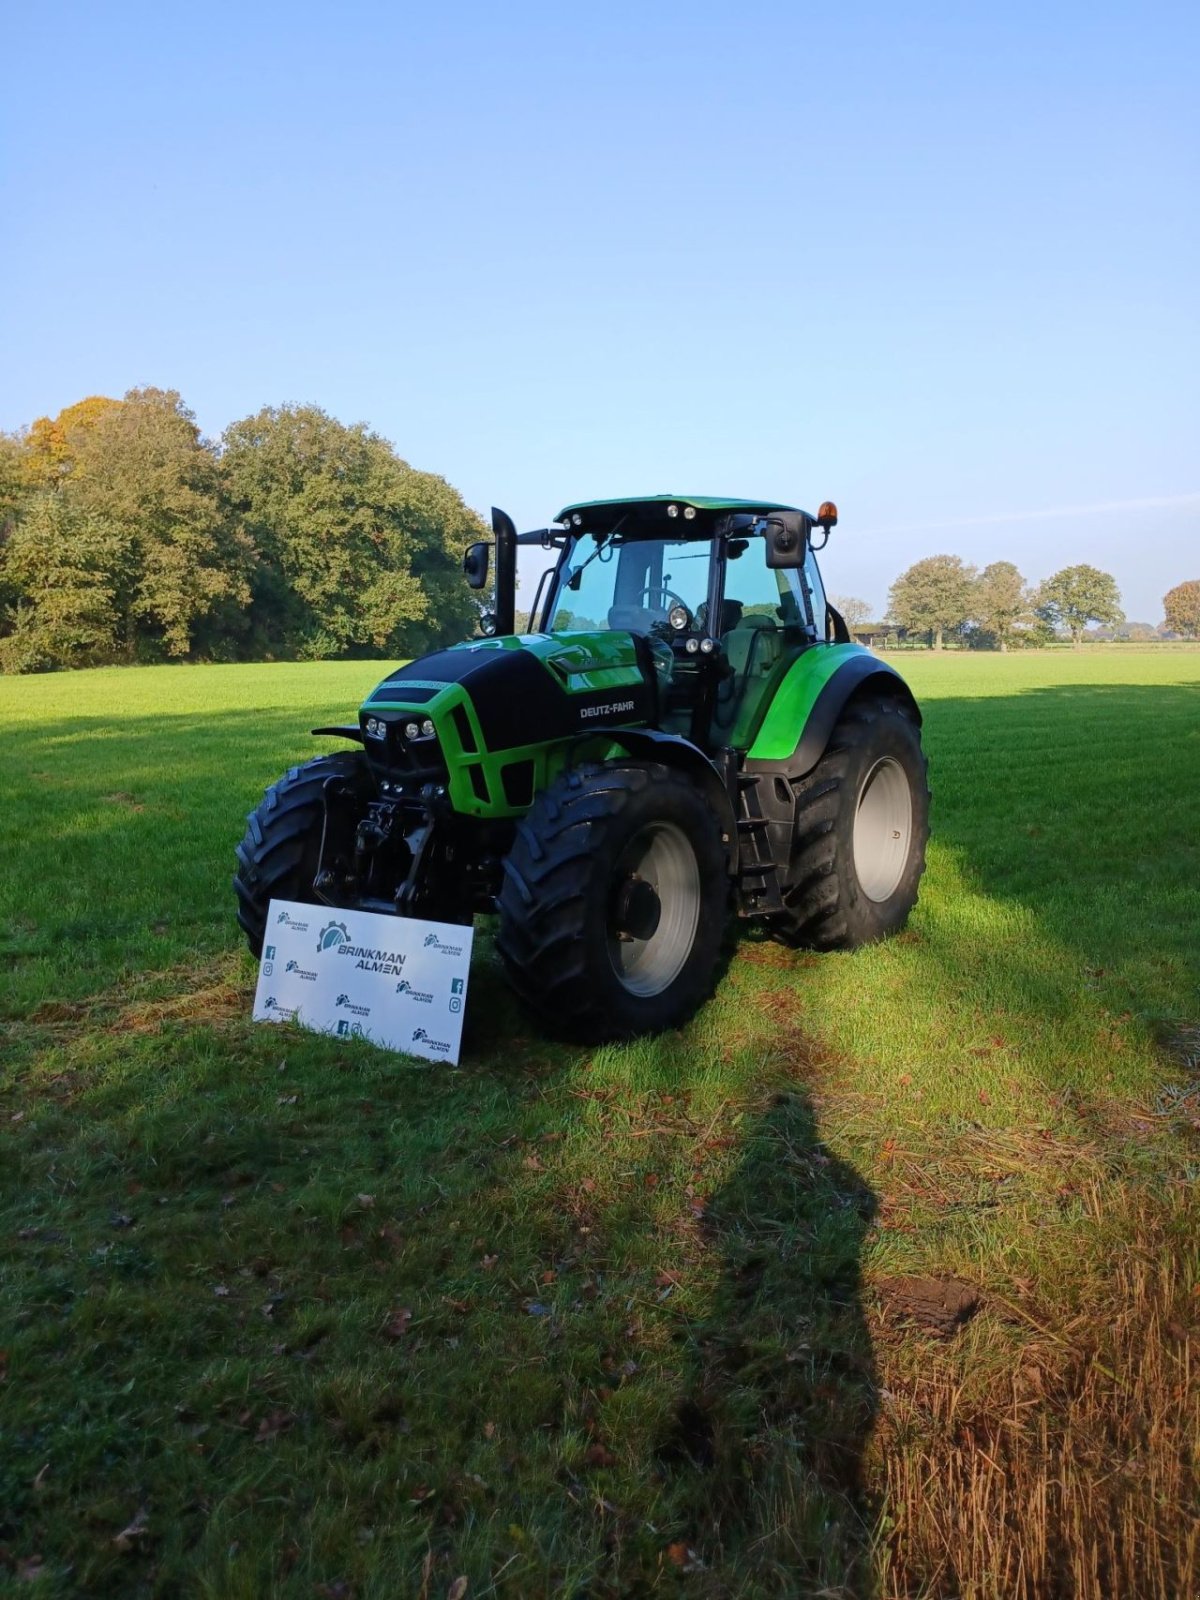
[745,643,920,778]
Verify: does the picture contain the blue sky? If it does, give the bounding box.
[2,1,1196,621]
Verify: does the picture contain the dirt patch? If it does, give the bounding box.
[17,954,248,1043]
[875,1274,981,1336]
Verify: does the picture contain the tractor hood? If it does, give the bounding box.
[361,632,654,802]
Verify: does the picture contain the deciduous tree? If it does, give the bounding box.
[220,405,481,659]
[888,554,977,649]
[1163,580,1200,639]
[830,594,872,632]
[0,494,131,672]
[973,561,1031,651]
[68,388,252,658]
[1036,564,1123,649]
[24,396,122,488]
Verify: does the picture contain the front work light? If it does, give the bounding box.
[405,722,421,740]
[421,719,435,738]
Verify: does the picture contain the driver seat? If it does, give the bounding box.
[713,613,781,740]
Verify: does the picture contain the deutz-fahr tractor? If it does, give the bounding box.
[235,496,929,1037]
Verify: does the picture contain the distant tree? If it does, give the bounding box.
[972,561,1031,652]
[1163,580,1200,640]
[66,388,252,659]
[221,405,481,659]
[1036,564,1123,649]
[830,594,871,631]
[888,554,977,649]
[1122,621,1160,642]
[0,494,131,672]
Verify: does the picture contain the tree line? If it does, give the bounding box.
[835,557,1200,651]
[0,389,485,673]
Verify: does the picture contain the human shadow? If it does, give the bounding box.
[652,1084,879,1596]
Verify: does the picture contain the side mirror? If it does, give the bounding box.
[764,511,811,569]
[463,541,490,590]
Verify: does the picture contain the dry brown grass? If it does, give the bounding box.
[873,1180,1199,1599]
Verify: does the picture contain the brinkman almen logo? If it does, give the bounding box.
[395,978,434,1004]
[317,920,349,953]
[276,909,310,933]
[262,995,297,1020]
[423,932,465,957]
[411,1026,452,1055]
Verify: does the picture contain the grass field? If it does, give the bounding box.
[2,651,1198,1599]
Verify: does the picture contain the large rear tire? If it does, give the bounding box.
[496,761,729,1039]
[233,753,367,956]
[778,694,929,949]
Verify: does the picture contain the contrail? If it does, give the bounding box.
[856,492,1200,538]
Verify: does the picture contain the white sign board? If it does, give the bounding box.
[252,899,473,1065]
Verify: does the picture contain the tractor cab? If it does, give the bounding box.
[502,495,842,756]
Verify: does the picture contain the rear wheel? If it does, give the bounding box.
[233,753,367,956]
[496,761,729,1038]
[778,695,929,948]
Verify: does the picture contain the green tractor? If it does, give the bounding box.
[234,496,929,1038]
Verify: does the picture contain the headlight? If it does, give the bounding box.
[404,721,420,740]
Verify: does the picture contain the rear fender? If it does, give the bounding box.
[746,644,920,778]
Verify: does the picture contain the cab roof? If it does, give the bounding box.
[555,494,801,524]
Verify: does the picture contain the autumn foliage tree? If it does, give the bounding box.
[1163,580,1200,639]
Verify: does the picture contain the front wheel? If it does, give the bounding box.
[496,761,729,1039]
[778,695,929,948]
[233,752,367,956]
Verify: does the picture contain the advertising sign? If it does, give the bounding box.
[252,899,473,1064]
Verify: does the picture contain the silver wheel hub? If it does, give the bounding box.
[607,821,701,997]
[852,756,913,902]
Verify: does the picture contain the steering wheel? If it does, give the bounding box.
[636,586,692,636]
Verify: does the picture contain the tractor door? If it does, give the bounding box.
[708,538,823,750]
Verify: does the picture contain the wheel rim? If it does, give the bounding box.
[607,822,701,997]
[852,756,913,903]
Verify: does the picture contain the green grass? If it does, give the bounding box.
[2,653,1198,1598]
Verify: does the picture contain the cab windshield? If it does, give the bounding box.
[547,535,713,635]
